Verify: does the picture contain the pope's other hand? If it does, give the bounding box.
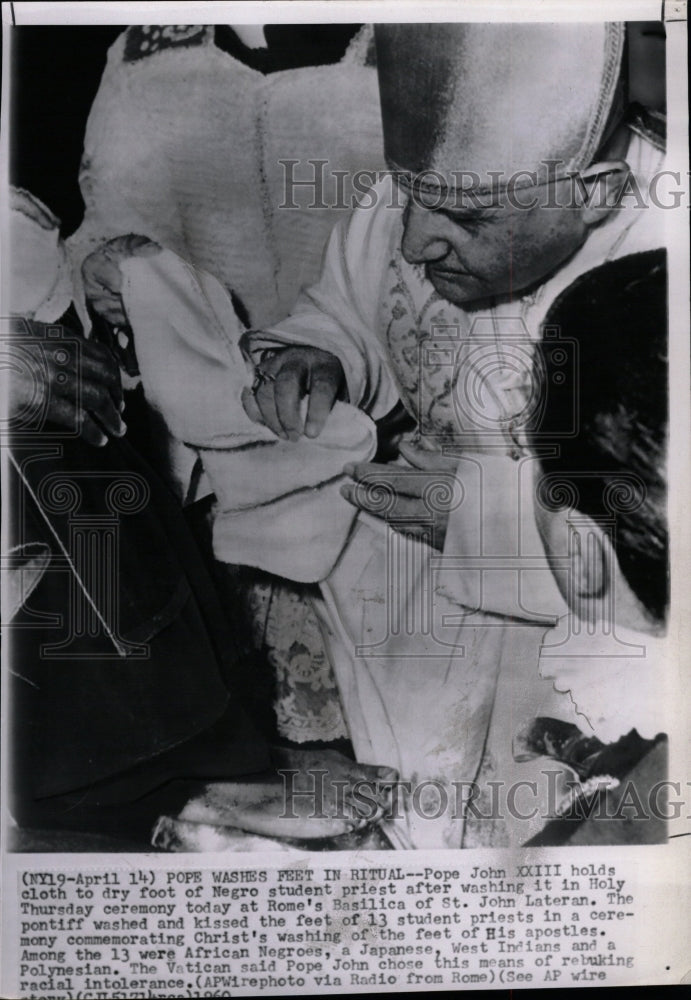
[340,441,461,550]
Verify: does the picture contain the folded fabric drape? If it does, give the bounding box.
[120,248,377,583]
[67,25,384,327]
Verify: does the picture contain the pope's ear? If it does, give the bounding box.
[575,160,630,226]
[570,516,610,599]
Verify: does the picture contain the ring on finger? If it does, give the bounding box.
[251,367,277,394]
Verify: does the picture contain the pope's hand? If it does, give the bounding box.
[340,441,461,550]
[241,345,345,440]
[82,235,160,326]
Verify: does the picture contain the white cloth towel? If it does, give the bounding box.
[120,248,376,583]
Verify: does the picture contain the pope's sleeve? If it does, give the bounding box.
[438,452,568,623]
[245,181,400,421]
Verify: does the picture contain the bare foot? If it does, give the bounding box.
[178,749,398,840]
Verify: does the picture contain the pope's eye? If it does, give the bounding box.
[442,211,485,233]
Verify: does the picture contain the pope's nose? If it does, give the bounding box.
[401,201,464,265]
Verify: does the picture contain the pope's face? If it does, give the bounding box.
[400,180,590,307]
